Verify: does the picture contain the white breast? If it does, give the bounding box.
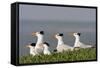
[43,44,51,55]
[35,44,44,54]
[30,47,36,56]
[44,49,51,55]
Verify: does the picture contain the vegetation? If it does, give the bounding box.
[19,48,96,64]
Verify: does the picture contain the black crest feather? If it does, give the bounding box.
[40,31,44,35]
[59,33,63,36]
[30,43,36,46]
[77,33,81,36]
[44,42,50,47]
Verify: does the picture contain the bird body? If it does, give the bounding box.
[32,31,44,55]
[29,47,36,56]
[32,31,51,55]
[56,44,73,52]
[26,43,36,56]
[43,42,51,55]
[55,33,74,52]
[35,43,44,55]
[77,42,93,48]
[73,32,94,49]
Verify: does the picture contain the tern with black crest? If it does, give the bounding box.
[54,33,74,52]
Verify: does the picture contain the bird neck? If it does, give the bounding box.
[44,47,49,50]
[36,35,44,45]
[30,47,34,54]
[44,46,49,50]
[57,38,64,45]
[74,35,80,47]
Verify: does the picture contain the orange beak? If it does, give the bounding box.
[68,32,74,36]
[51,33,56,39]
[32,32,36,37]
[26,45,29,48]
[26,43,31,48]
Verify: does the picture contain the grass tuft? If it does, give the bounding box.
[19,48,96,64]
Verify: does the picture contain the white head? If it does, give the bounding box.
[73,32,81,37]
[32,31,44,37]
[54,33,63,40]
[43,42,50,49]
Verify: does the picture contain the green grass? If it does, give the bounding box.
[19,48,96,64]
